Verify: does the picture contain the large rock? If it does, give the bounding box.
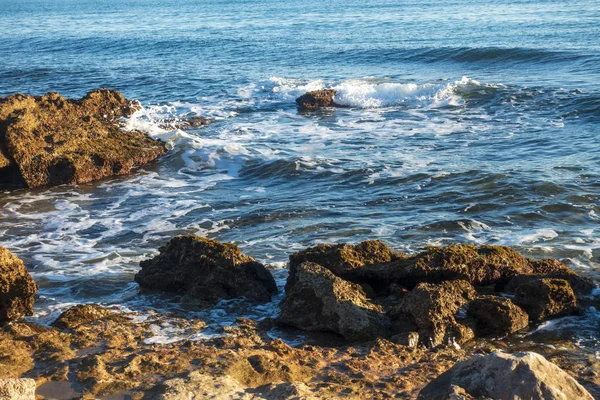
[0,378,36,400]
[0,89,165,189]
[278,262,389,341]
[295,90,338,111]
[467,296,528,336]
[418,351,594,400]
[52,304,125,330]
[135,235,277,306]
[389,280,477,347]
[504,272,595,297]
[288,240,401,291]
[0,247,37,323]
[513,278,578,321]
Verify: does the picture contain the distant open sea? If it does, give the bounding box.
[1,0,599,345]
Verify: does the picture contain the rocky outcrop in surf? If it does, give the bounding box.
[295,89,338,110]
[0,247,37,323]
[278,241,594,345]
[418,351,595,400]
[0,89,166,189]
[135,235,278,306]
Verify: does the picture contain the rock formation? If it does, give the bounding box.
[295,89,338,110]
[0,247,37,323]
[418,351,594,400]
[135,235,278,306]
[0,89,165,189]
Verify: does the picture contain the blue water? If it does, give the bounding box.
[1,0,599,343]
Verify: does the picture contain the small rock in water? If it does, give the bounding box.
[0,246,37,323]
[295,89,338,110]
[417,351,595,400]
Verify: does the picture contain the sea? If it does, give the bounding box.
[0,0,599,349]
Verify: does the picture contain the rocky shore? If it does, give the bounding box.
[0,90,598,399]
[1,237,599,399]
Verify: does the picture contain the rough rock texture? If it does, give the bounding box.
[389,280,477,347]
[52,304,126,330]
[467,296,529,336]
[288,240,401,290]
[158,115,211,130]
[0,89,165,189]
[279,262,389,341]
[513,278,578,321]
[393,244,534,287]
[135,235,277,306]
[505,272,596,297]
[295,90,338,110]
[0,247,37,323]
[418,351,594,400]
[0,378,36,400]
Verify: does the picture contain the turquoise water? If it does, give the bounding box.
[0,0,599,342]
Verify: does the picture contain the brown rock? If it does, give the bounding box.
[418,351,594,400]
[0,89,165,189]
[0,247,37,323]
[513,278,578,321]
[279,262,389,341]
[0,378,36,400]
[389,280,477,346]
[135,235,278,306]
[467,296,528,336]
[295,89,338,110]
[504,272,595,297]
[52,304,124,330]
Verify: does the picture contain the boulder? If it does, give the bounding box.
[288,240,401,291]
[467,296,528,336]
[0,378,36,400]
[0,247,37,323]
[278,262,389,341]
[504,272,595,297]
[295,90,338,110]
[135,235,277,306]
[0,89,165,189]
[418,351,594,400]
[389,280,477,346]
[513,278,578,321]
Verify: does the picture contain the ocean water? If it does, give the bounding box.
[1,0,599,346]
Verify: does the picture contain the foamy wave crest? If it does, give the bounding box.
[270,76,486,108]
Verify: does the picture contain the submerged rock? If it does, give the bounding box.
[0,378,36,400]
[295,89,338,110]
[467,296,529,336]
[52,304,125,330]
[135,235,278,306]
[418,351,594,400]
[513,278,578,321]
[0,89,166,189]
[158,115,211,130]
[0,247,37,323]
[279,262,389,341]
[389,280,477,347]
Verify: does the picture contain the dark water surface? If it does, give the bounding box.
[0,0,599,346]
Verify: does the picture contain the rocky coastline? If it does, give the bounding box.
[0,90,599,399]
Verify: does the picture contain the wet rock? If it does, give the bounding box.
[467,296,528,336]
[393,244,534,287]
[279,262,389,341]
[389,280,477,347]
[0,89,165,189]
[505,272,595,297]
[0,378,36,400]
[513,278,578,321]
[52,304,125,330]
[135,235,278,306]
[288,240,403,292]
[418,351,594,400]
[295,89,338,110]
[0,246,37,323]
[389,331,419,347]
